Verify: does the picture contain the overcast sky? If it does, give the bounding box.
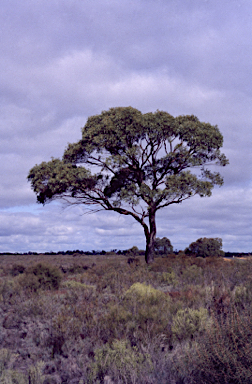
[1,0,252,253]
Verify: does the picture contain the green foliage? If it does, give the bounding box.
[126,246,139,257]
[172,307,209,341]
[160,270,178,286]
[28,107,228,263]
[98,282,172,345]
[89,339,152,384]
[182,264,203,284]
[62,280,94,290]
[62,280,96,300]
[154,237,173,255]
[185,237,224,257]
[122,283,172,340]
[124,282,166,305]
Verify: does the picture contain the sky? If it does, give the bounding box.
[0,0,252,253]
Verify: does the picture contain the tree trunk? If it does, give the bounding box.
[145,207,156,264]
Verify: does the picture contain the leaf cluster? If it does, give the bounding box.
[28,107,228,215]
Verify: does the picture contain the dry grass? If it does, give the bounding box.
[0,253,250,383]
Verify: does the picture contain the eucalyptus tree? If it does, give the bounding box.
[154,237,173,255]
[185,237,224,257]
[28,107,228,263]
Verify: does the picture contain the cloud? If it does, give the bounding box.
[0,0,252,252]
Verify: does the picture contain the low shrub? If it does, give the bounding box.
[160,270,178,286]
[181,264,203,285]
[24,263,62,291]
[68,265,89,274]
[0,278,21,304]
[62,280,96,300]
[88,339,152,384]
[172,307,209,341]
[181,309,252,384]
[0,349,45,384]
[9,264,26,276]
[124,282,166,305]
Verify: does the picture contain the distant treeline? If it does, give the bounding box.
[0,249,134,256]
[0,250,251,257]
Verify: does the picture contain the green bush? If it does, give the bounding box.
[182,264,203,285]
[160,270,178,286]
[154,237,173,255]
[123,283,172,342]
[89,339,152,383]
[124,282,166,305]
[172,307,209,341]
[185,237,224,257]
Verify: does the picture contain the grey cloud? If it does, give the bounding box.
[0,0,251,252]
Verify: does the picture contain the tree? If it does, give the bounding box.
[28,107,228,263]
[185,237,224,257]
[154,237,173,255]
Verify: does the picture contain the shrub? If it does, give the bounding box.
[126,246,139,257]
[24,263,62,291]
[89,339,152,384]
[185,237,224,257]
[160,270,178,286]
[182,264,203,285]
[182,309,252,384]
[122,283,172,343]
[172,307,209,341]
[62,280,96,300]
[124,282,166,306]
[68,264,89,274]
[18,273,41,293]
[0,278,23,304]
[154,237,173,255]
[0,350,45,384]
[10,264,26,276]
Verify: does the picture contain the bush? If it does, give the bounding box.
[10,264,26,276]
[172,307,209,341]
[124,282,166,306]
[182,264,203,285]
[0,349,45,384]
[89,339,152,383]
[123,283,172,342]
[62,280,96,300]
[185,237,224,257]
[160,270,178,286]
[182,309,252,384]
[154,237,173,255]
[24,263,62,291]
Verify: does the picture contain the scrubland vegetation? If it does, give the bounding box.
[0,252,251,383]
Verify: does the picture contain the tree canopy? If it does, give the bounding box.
[185,237,224,257]
[28,107,228,263]
[154,237,173,255]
